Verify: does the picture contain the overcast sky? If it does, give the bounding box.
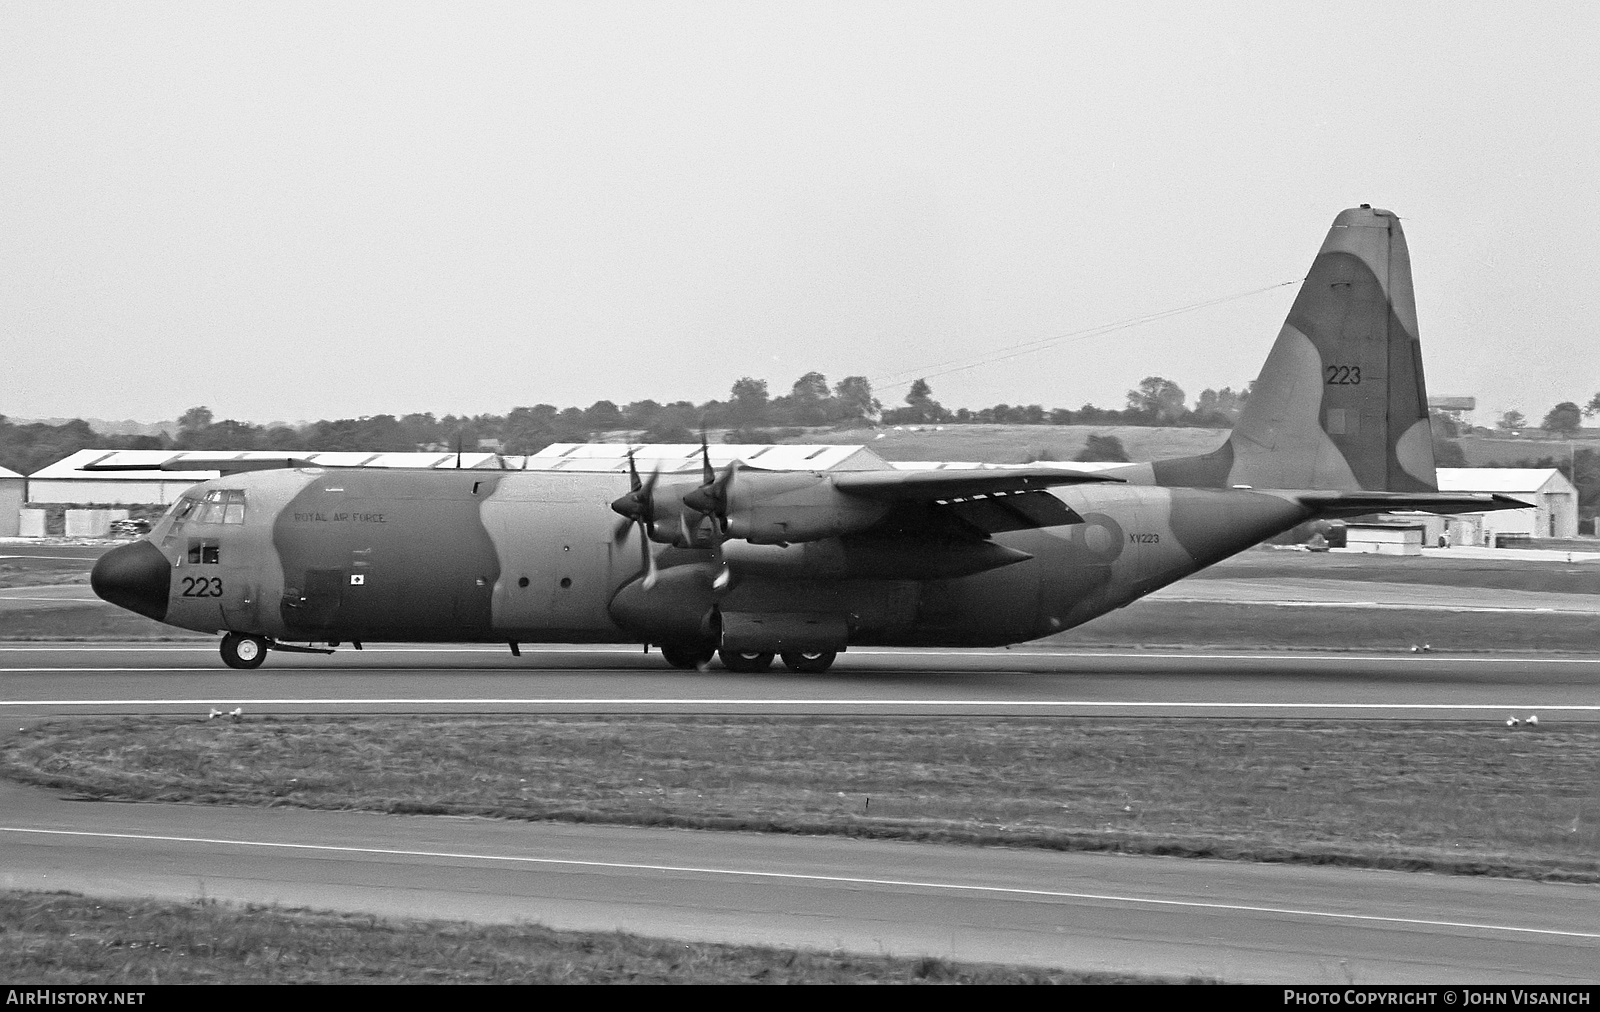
[3,2,1596,426]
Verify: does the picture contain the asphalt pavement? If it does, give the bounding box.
[2,779,1595,983]
[3,643,1597,720]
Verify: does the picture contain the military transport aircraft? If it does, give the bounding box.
[91,206,1521,672]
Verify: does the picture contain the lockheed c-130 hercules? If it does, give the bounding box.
[91,206,1521,672]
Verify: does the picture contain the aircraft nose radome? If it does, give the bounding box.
[90,540,171,621]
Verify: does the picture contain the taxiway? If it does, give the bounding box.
[2,642,1597,720]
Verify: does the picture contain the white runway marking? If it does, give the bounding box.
[3,697,1599,712]
[2,646,1599,664]
[0,595,103,603]
[4,826,1595,942]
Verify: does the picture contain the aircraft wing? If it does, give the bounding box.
[82,458,317,476]
[832,466,1122,501]
[830,467,1117,537]
[1296,491,1531,519]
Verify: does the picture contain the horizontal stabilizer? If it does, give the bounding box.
[834,466,1121,502]
[82,458,317,475]
[1297,491,1531,520]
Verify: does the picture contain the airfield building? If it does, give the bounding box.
[0,465,23,537]
[18,449,1586,547]
[26,449,520,507]
[1435,467,1579,543]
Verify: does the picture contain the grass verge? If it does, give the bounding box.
[1044,601,1600,653]
[6,716,1598,882]
[0,891,1156,984]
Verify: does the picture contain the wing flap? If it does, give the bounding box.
[833,466,1121,502]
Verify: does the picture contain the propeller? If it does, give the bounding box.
[609,449,661,589]
[681,428,738,590]
[681,428,735,536]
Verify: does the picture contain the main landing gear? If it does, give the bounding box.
[220,632,269,670]
[658,643,837,673]
[659,642,716,669]
[779,650,836,674]
[717,648,774,673]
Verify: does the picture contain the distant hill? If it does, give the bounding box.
[764,423,1230,464]
[8,417,174,438]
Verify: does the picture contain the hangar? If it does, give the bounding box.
[0,465,23,537]
[26,449,514,507]
[1435,467,1579,543]
[19,445,892,531]
[17,448,1586,549]
[523,442,889,474]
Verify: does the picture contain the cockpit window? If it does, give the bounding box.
[194,489,247,525]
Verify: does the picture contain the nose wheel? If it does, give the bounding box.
[220,632,269,670]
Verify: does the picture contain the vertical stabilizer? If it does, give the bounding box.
[1152,206,1436,492]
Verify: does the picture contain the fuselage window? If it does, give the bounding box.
[187,540,220,565]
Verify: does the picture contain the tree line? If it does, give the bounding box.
[2,372,1254,474]
[5,374,1597,483]
[1493,393,1600,438]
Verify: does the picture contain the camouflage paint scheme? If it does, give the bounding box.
[93,207,1508,666]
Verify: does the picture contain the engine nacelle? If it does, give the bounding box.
[607,563,717,642]
[722,471,890,545]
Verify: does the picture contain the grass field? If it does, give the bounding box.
[0,891,1142,984]
[8,716,1597,882]
[1193,549,1600,593]
[1044,601,1600,653]
[1457,435,1600,467]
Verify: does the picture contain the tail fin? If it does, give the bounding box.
[1153,206,1436,492]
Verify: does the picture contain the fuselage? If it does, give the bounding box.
[97,464,1312,650]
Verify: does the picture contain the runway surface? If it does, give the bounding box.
[3,642,1598,720]
[2,778,1596,983]
[5,642,1599,982]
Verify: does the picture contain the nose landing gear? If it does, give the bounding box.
[220,632,269,670]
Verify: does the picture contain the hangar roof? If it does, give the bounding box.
[31,448,511,479]
[527,443,889,473]
[1436,467,1575,495]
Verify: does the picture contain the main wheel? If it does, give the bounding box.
[718,648,775,673]
[780,649,836,674]
[220,632,269,670]
[659,642,715,669]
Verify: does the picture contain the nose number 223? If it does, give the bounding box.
[181,576,223,597]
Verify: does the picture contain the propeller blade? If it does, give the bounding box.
[641,532,659,590]
[612,515,633,544]
[625,447,641,492]
[699,426,714,487]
